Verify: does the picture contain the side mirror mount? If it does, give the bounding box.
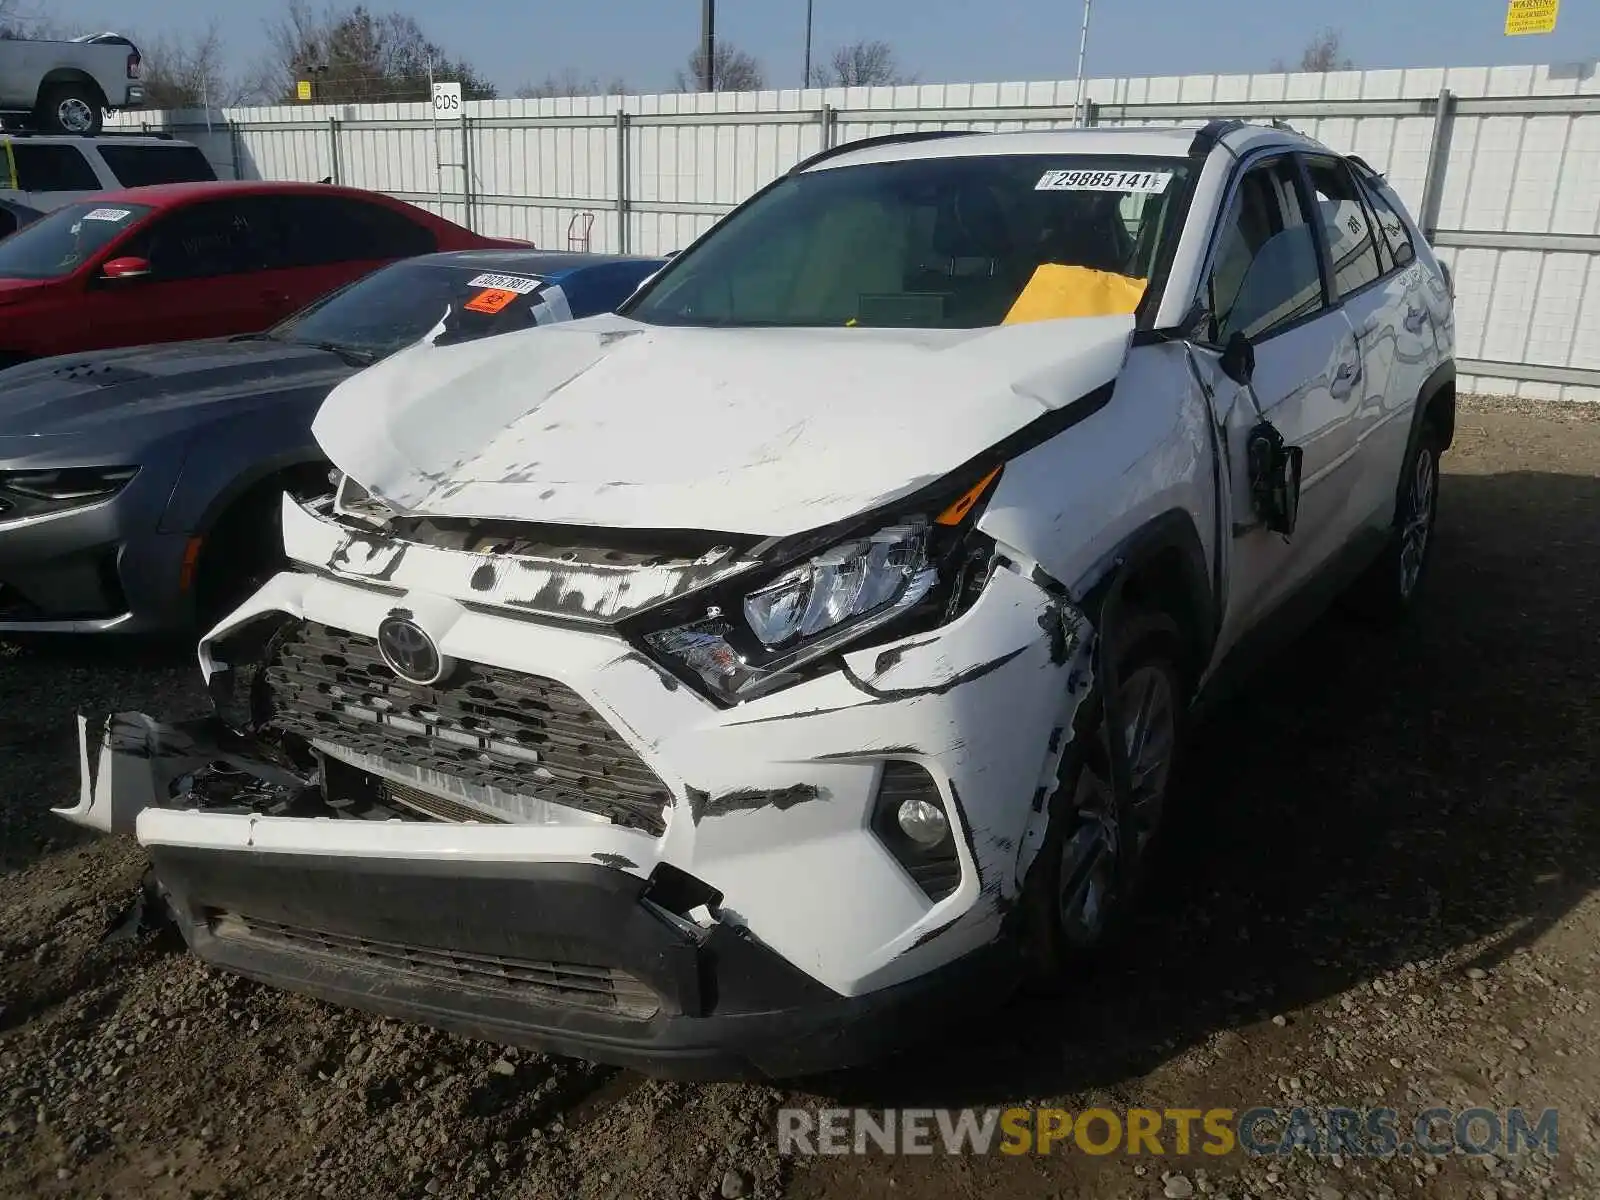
[101,256,152,282]
[1219,330,1255,386]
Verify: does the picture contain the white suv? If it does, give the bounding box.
[0,132,216,211]
[61,121,1455,1079]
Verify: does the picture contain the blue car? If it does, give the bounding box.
[0,250,665,634]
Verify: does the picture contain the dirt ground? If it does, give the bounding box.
[1,399,1597,1200]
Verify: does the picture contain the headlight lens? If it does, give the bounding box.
[743,522,935,648]
[0,466,138,516]
[645,520,942,703]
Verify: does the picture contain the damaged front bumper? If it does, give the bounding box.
[58,543,1095,1077]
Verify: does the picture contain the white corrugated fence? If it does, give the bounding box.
[111,61,1600,401]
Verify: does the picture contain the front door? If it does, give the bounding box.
[76,197,288,350]
[1187,154,1360,664]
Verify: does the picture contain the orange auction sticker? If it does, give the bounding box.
[464,288,519,314]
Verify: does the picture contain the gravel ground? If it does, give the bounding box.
[1,398,1597,1200]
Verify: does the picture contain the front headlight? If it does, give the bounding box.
[639,429,1008,713]
[645,520,943,702]
[0,466,138,518]
[743,522,937,648]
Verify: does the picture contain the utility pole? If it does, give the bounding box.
[1074,0,1092,126]
[803,0,814,87]
[701,0,716,92]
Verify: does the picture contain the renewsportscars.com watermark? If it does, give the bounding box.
[776,1106,1559,1158]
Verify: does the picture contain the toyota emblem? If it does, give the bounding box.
[377,614,446,685]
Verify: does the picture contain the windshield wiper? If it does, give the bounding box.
[292,340,378,367]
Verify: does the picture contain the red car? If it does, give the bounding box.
[0,180,523,368]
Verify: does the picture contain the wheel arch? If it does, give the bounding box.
[37,70,108,110]
[1076,508,1216,694]
[190,452,331,542]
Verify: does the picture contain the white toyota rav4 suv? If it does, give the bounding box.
[62,120,1456,1079]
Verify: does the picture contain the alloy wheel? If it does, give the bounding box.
[1056,663,1177,946]
[1399,446,1436,598]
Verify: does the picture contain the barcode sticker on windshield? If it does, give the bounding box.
[82,208,134,222]
[1035,170,1173,193]
[466,272,540,294]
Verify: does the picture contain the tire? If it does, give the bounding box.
[1022,608,1188,976]
[37,84,104,135]
[1345,417,1445,622]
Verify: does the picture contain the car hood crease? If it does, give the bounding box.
[312,312,1136,537]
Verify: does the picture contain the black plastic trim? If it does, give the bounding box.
[148,845,1018,1080]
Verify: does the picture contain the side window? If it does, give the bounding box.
[1304,158,1383,298]
[11,144,100,192]
[0,207,17,238]
[1206,159,1325,342]
[130,200,283,281]
[276,196,437,267]
[96,144,218,188]
[1359,178,1417,269]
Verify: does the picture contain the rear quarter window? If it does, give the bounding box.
[96,144,218,188]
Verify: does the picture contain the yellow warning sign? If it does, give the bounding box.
[296,79,313,100]
[1505,0,1559,36]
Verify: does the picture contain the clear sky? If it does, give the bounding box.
[47,0,1600,96]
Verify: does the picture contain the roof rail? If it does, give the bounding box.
[0,129,175,141]
[789,129,980,175]
[1188,119,1245,157]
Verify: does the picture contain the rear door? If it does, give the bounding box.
[75,196,288,348]
[1188,152,1360,660]
[270,194,439,315]
[9,141,104,211]
[1307,156,1432,538]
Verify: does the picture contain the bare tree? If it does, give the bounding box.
[1271,28,1354,73]
[516,69,627,99]
[137,22,250,109]
[0,0,68,39]
[257,0,497,104]
[810,39,913,87]
[674,42,764,93]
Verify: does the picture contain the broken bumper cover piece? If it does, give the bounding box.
[145,843,1017,1079]
[57,712,310,835]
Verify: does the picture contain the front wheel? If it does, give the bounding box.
[37,85,104,135]
[1023,609,1187,973]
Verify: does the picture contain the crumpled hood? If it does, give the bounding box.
[0,338,355,442]
[313,313,1134,537]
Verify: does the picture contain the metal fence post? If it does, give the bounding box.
[615,108,630,253]
[1419,87,1456,239]
[327,117,341,185]
[818,102,837,150]
[461,112,474,231]
[228,120,243,181]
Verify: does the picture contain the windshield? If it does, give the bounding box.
[627,155,1190,329]
[270,259,556,357]
[0,202,151,280]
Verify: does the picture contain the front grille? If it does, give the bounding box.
[263,622,671,834]
[207,912,660,1018]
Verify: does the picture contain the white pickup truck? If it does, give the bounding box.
[0,32,145,136]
